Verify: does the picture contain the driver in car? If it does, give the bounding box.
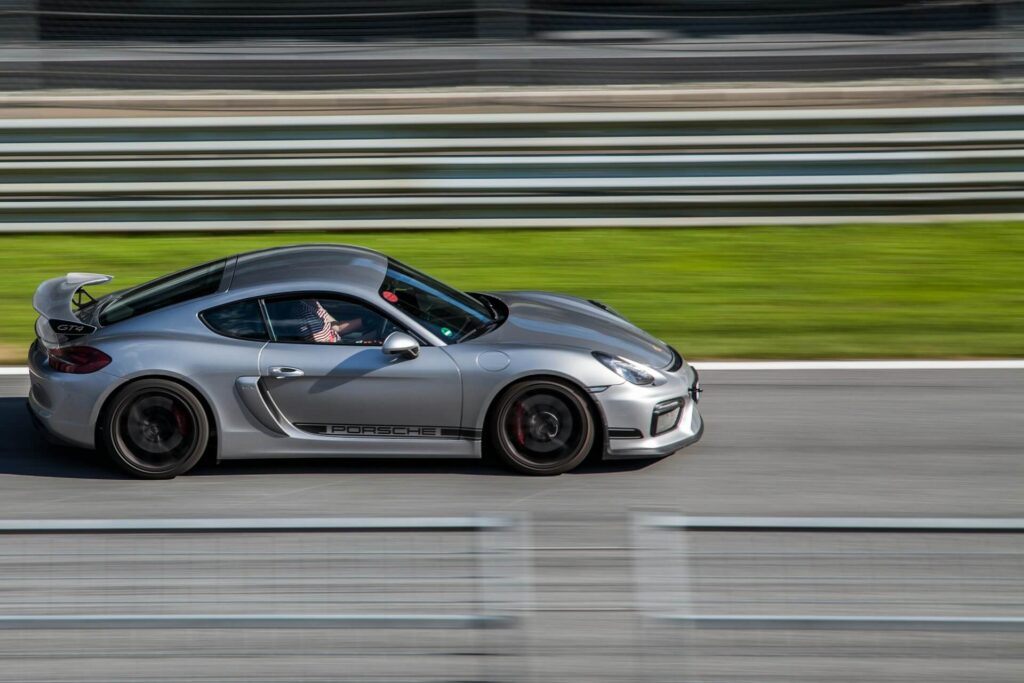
[297,299,362,344]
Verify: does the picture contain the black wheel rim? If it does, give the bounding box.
[502,388,586,466]
[114,390,199,471]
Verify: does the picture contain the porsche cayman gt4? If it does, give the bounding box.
[28,245,703,478]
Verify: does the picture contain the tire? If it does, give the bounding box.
[489,379,596,475]
[100,379,210,479]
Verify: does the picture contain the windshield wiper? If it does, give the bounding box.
[459,294,503,342]
[460,318,501,342]
[467,292,497,320]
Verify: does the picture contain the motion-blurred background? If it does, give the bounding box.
[0,0,1022,89]
[0,0,1023,361]
[0,2,1022,682]
[0,1,1022,363]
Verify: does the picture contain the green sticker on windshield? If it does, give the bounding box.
[441,327,453,337]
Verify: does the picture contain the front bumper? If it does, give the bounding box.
[597,363,704,460]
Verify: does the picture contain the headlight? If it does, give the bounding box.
[593,351,656,385]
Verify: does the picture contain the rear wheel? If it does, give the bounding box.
[101,379,209,479]
[489,379,595,475]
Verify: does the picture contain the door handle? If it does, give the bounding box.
[269,366,305,379]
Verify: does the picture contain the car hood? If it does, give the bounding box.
[481,291,675,369]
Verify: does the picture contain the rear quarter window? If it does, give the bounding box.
[99,260,227,326]
[200,299,269,341]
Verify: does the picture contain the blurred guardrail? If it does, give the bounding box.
[1,105,1023,231]
[632,514,1024,682]
[0,516,529,683]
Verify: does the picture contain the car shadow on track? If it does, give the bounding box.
[0,398,120,479]
[189,455,658,478]
[0,397,660,479]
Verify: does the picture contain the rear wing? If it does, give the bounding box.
[33,272,112,342]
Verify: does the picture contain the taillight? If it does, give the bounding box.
[47,346,111,374]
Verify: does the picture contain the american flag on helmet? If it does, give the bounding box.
[297,300,338,344]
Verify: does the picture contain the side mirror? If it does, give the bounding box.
[382,331,420,359]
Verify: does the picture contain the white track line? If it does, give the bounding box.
[694,360,1024,370]
[2,360,1023,376]
[4,105,1022,129]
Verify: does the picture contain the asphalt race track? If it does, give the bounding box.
[3,368,1020,518]
[0,367,1021,682]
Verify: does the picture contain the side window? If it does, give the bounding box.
[100,259,226,325]
[264,296,397,346]
[200,300,269,341]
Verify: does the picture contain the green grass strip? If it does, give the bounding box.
[1,223,1022,362]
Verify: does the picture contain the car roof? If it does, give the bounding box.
[226,244,389,293]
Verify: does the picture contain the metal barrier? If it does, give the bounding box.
[0,515,529,682]
[1,105,1023,231]
[632,514,1024,681]
[630,518,1024,630]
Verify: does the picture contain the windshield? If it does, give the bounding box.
[379,259,495,342]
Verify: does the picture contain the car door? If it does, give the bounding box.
[258,293,464,443]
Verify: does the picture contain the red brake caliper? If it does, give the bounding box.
[173,405,191,437]
[513,401,526,447]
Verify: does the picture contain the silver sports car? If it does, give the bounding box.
[28,245,703,478]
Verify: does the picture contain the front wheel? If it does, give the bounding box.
[489,379,596,475]
[100,379,210,479]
